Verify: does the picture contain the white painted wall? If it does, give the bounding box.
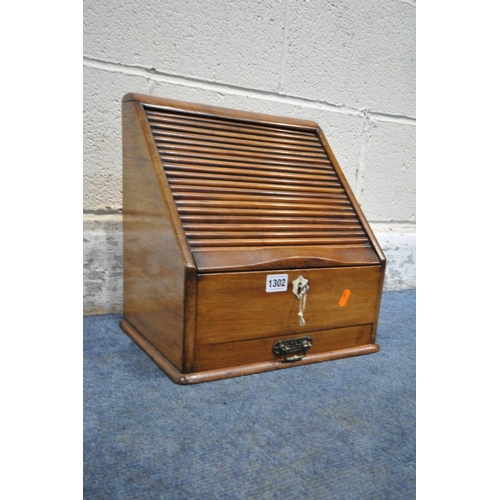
[83,0,416,314]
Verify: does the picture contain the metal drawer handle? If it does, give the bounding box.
[273,336,313,362]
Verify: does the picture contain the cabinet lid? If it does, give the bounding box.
[125,94,384,273]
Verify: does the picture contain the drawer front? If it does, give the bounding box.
[196,265,382,345]
[194,324,373,372]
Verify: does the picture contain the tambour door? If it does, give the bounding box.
[135,94,384,274]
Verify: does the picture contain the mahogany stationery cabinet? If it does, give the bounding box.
[120,93,386,384]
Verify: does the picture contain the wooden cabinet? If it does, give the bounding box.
[120,94,385,384]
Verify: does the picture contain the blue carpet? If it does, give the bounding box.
[84,290,415,499]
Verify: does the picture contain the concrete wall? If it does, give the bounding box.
[83,0,416,314]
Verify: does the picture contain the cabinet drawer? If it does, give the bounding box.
[196,266,383,345]
[194,324,373,372]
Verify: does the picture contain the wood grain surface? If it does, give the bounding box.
[121,94,386,382]
[196,266,383,345]
[194,324,373,372]
[122,100,197,372]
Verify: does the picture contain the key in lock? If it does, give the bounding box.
[292,275,309,326]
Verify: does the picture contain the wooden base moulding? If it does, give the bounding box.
[120,318,380,385]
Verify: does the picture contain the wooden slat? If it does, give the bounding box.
[173,192,350,206]
[176,200,351,211]
[186,230,366,239]
[170,183,342,200]
[169,177,345,195]
[164,163,337,183]
[152,134,326,156]
[183,223,363,231]
[176,207,355,217]
[189,237,368,247]
[160,154,335,174]
[164,169,339,188]
[158,143,329,163]
[179,215,361,224]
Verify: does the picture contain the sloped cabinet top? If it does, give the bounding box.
[123,93,384,273]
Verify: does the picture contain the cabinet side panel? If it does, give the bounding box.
[370,260,386,343]
[317,129,386,265]
[122,101,187,371]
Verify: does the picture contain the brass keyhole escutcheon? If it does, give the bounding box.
[292,275,309,299]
